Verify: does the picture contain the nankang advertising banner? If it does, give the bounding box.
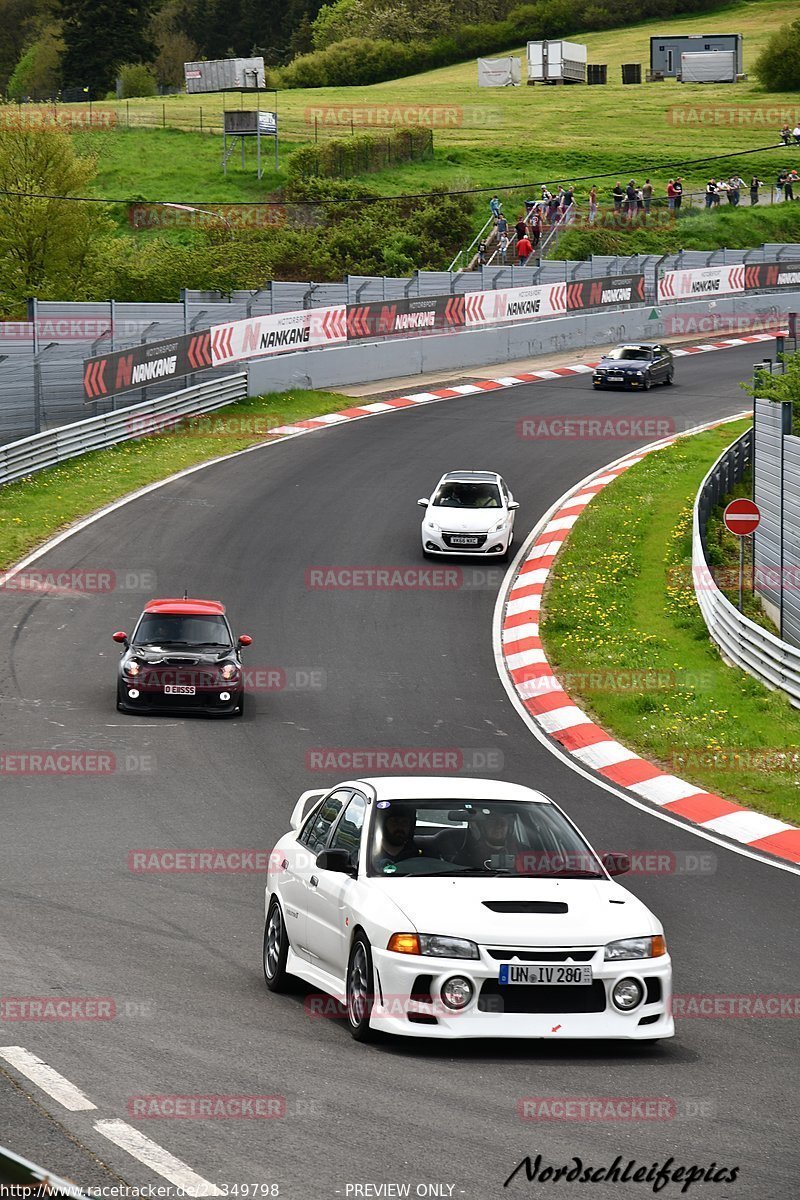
[210,306,347,366]
[83,331,212,402]
[566,275,646,310]
[346,296,464,341]
[658,265,745,302]
[464,283,567,327]
[744,263,800,291]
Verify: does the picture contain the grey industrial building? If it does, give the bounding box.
[649,34,743,78]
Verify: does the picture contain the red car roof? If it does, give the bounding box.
[143,598,226,616]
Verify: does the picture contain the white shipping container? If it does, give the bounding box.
[184,57,266,94]
[527,40,587,83]
[679,50,736,82]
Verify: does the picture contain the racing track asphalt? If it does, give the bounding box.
[0,341,798,1197]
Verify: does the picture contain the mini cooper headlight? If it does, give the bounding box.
[219,662,239,680]
[604,935,666,961]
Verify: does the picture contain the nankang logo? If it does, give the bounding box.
[131,356,177,384]
[691,278,721,293]
[259,326,310,349]
[507,299,541,316]
[601,288,632,303]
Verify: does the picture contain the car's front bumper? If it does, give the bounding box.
[421,528,510,556]
[118,683,243,716]
[370,946,674,1039]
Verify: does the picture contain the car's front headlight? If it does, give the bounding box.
[219,662,239,680]
[387,933,480,959]
[490,518,507,533]
[604,935,666,961]
[124,661,140,677]
[424,519,441,533]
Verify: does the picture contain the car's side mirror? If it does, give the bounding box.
[238,635,253,647]
[417,498,429,508]
[112,631,129,646]
[316,848,356,876]
[603,852,631,876]
[508,500,520,510]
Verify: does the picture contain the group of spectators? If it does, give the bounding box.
[779,125,800,146]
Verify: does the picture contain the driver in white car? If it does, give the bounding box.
[372,806,422,873]
[455,809,522,871]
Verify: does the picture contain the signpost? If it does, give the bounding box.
[723,498,761,612]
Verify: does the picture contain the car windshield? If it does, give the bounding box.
[133,614,232,646]
[367,799,605,878]
[606,348,652,361]
[432,482,502,508]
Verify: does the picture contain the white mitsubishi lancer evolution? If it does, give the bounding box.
[263,778,674,1042]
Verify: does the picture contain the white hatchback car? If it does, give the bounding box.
[263,777,674,1042]
[418,471,518,561]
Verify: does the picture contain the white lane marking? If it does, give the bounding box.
[502,621,539,643]
[506,594,541,616]
[505,648,548,670]
[517,675,562,700]
[510,567,548,588]
[96,1120,223,1194]
[0,1047,96,1111]
[492,411,800,878]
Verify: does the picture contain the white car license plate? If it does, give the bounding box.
[608,374,624,382]
[499,963,592,986]
[164,685,196,695]
[451,536,479,545]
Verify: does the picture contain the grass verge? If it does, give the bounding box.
[541,418,800,826]
[0,389,353,570]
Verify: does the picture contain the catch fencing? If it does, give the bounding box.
[4,242,800,445]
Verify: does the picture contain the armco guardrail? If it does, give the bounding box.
[0,373,246,487]
[693,428,800,708]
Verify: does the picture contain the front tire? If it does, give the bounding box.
[263,898,290,992]
[642,373,652,391]
[664,370,674,386]
[347,934,377,1042]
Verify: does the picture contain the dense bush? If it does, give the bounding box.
[118,62,158,98]
[287,130,433,184]
[753,20,800,93]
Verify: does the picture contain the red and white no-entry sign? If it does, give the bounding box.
[723,498,761,536]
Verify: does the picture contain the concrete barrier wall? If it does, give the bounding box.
[247,292,800,395]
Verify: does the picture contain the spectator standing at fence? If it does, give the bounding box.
[561,184,575,223]
[785,170,797,202]
[780,124,792,145]
[777,169,788,200]
[728,175,745,206]
[588,184,598,224]
[705,179,717,208]
[490,195,502,219]
[642,179,653,214]
[612,182,624,211]
[715,179,728,204]
[667,180,676,210]
[516,234,533,266]
[793,124,800,144]
[750,176,764,205]
[625,179,637,218]
[673,178,683,210]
